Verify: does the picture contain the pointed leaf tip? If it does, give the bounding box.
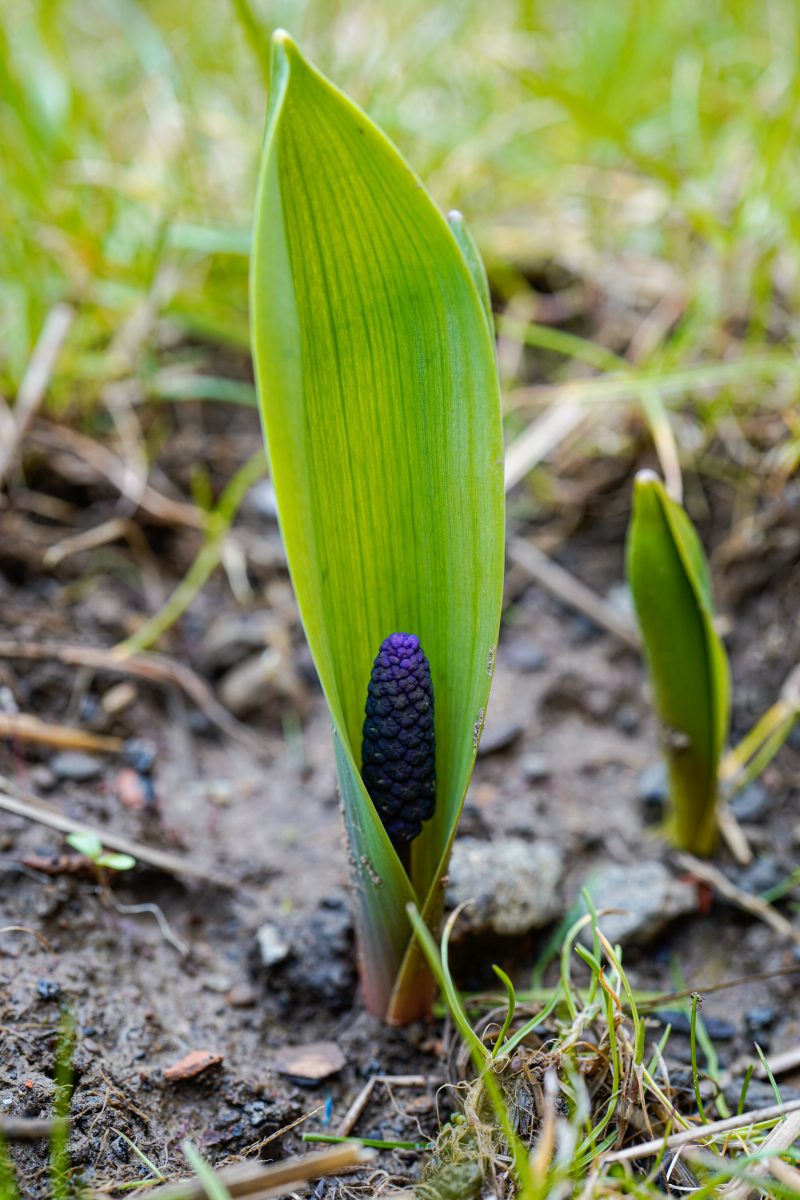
[634,468,661,488]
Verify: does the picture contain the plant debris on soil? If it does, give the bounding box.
[0,388,796,1195]
[1,393,799,1198]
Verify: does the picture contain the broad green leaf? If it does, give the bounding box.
[626,471,730,855]
[250,32,504,1020]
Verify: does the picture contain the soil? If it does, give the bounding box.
[1,401,799,1197]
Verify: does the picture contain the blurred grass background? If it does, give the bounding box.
[2,0,799,465]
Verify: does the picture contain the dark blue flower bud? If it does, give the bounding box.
[361,632,435,844]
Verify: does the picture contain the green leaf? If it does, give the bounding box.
[96,852,136,872]
[66,831,103,860]
[250,32,504,1020]
[626,470,730,855]
[180,1142,232,1200]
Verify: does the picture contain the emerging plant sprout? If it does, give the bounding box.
[361,633,436,850]
[250,33,504,1022]
[626,470,730,855]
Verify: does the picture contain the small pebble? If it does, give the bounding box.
[476,720,523,757]
[519,752,551,783]
[636,762,668,823]
[570,613,601,643]
[50,751,102,782]
[102,682,138,716]
[606,583,635,618]
[744,1006,776,1033]
[79,695,101,724]
[123,738,157,774]
[202,974,232,994]
[446,838,563,936]
[581,861,696,946]
[29,765,56,793]
[37,979,61,1002]
[613,704,640,735]
[227,983,257,1008]
[734,856,784,896]
[116,768,157,812]
[730,782,769,824]
[504,640,548,673]
[256,922,290,968]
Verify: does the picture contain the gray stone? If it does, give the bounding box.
[733,855,783,896]
[519,752,551,783]
[50,751,103,782]
[505,640,548,673]
[614,704,640,735]
[744,1005,776,1033]
[606,584,635,618]
[446,838,563,936]
[730,782,769,823]
[476,721,523,758]
[256,922,290,968]
[581,861,696,946]
[636,761,668,822]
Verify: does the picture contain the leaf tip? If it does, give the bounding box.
[270,28,301,75]
[634,467,661,490]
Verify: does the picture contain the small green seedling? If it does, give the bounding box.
[626,470,730,855]
[628,471,799,858]
[66,831,136,873]
[250,33,503,1021]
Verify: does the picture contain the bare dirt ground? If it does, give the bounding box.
[1,401,799,1196]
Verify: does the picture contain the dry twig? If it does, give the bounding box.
[507,539,641,650]
[676,852,800,947]
[0,640,264,754]
[99,1143,374,1200]
[0,774,231,886]
[0,304,74,487]
[603,1098,800,1165]
[0,712,122,753]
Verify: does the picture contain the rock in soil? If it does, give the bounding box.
[636,761,669,822]
[446,838,563,936]
[50,750,103,782]
[519,751,551,783]
[503,638,548,673]
[733,855,784,896]
[477,720,524,757]
[581,860,696,946]
[730,781,769,823]
[256,921,290,968]
[744,1005,776,1032]
[256,892,357,1012]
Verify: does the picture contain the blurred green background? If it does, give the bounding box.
[2,0,799,454]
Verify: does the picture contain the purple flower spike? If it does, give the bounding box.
[361,632,435,845]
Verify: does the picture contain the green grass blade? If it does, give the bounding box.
[626,471,730,854]
[250,33,504,1020]
[180,1142,232,1200]
[0,1136,19,1200]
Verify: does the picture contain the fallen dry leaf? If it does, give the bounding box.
[163,1049,224,1082]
